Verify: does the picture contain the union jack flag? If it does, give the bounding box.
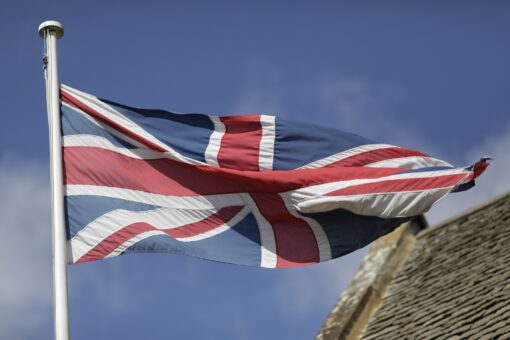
[60,85,489,268]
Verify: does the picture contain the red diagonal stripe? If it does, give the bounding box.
[61,89,168,153]
[472,159,490,179]
[166,205,243,239]
[325,174,466,197]
[77,222,154,263]
[76,205,244,263]
[250,193,319,268]
[218,115,262,171]
[326,147,429,168]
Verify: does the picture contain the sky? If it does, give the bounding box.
[1,1,510,339]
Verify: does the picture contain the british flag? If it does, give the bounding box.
[60,85,489,268]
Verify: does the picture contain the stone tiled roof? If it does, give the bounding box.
[316,219,424,340]
[361,193,510,339]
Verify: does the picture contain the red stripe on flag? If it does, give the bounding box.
[326,147,429,168]
[166,205,243,239]
[77,222,153,263]
[64,147,207,196]
[64,147,405,196]
[76,206,244,263]
[250,193,319,268]
[218,115,262,171]
[61,90,168,153]
[472,159,490,179]
[325,173,466,197]
[454,159,490,184]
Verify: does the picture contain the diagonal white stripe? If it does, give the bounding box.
[102,230,163,260]
[298,144,395,169]
[61,84,205,166]
[366,156,452,169]
[68,206,222,262]
[104,206,252,259]
[62,102,146,149]
[177,206,251,242]
[65,184,245,210]
[63,135,161,159]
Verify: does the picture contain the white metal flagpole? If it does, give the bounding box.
[38,21,70,340]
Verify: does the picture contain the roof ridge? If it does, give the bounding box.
[419,190,510,239]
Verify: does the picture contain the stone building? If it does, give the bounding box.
[316,192,510,340]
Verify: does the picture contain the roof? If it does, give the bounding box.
[317,192,510,339]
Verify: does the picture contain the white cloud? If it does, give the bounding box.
[426,127,510,225]
[313,77,445,155]
[0,157,143,339]
[231,60,284,115]
[0,157,52,339]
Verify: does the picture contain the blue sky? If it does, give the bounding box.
[1,1,510,339]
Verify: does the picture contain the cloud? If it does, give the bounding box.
[426,127,510,225]
[0,157,52,339]
[231,60,284,115]
[315,77,403,133]
[0,157,145,339]
[313,76,447,156]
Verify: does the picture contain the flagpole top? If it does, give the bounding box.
[38,21,64,39]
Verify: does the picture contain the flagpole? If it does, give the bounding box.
[39,21,70,340]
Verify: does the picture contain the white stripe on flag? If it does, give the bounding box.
[366,156,452,169]
[205,116,225,167]
[104,206,252,259]
[62,102,146,149]
[242,194,277,268]
[287,168,470,200]
[65,184,245,210]
[296,186,459,218]
[177,206,251,242]
[298,144,396,169]
[62,84,203,166]
[69,206,222,262]
[258,115,276,171]
[290,169,472,217]
[63,135,161,159]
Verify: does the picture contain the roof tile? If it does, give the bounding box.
[360,193,510,339]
